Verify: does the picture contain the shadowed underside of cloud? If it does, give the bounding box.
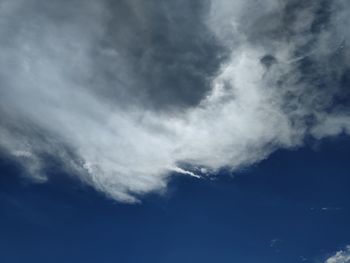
[0,0,350,202]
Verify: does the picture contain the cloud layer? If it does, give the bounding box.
[0,0,350,202]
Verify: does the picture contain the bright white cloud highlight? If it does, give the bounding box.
[0,0,349,202]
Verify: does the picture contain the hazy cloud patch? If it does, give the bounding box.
[326,246,350,263]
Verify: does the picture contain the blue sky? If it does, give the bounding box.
[1,136,350,263]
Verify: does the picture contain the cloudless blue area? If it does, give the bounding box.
[1,136,350,263]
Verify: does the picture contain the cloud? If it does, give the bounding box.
[326,246,350,263]
[0,0,349,202]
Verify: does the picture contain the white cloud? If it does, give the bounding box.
[326,246,350,263]
[0,0,349,202]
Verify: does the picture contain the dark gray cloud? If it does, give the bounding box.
[0,0,349,202]
[93,0,229,110]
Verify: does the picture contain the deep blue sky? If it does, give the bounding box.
[1,136,350,263]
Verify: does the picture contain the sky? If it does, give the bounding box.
[1,136,350,263]
[1,0,350,262]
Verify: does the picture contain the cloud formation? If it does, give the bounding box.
[0,0,349,202]
[326,246,350,263]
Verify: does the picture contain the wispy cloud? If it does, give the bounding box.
[0,0,349,202]
[326,246,350,263]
